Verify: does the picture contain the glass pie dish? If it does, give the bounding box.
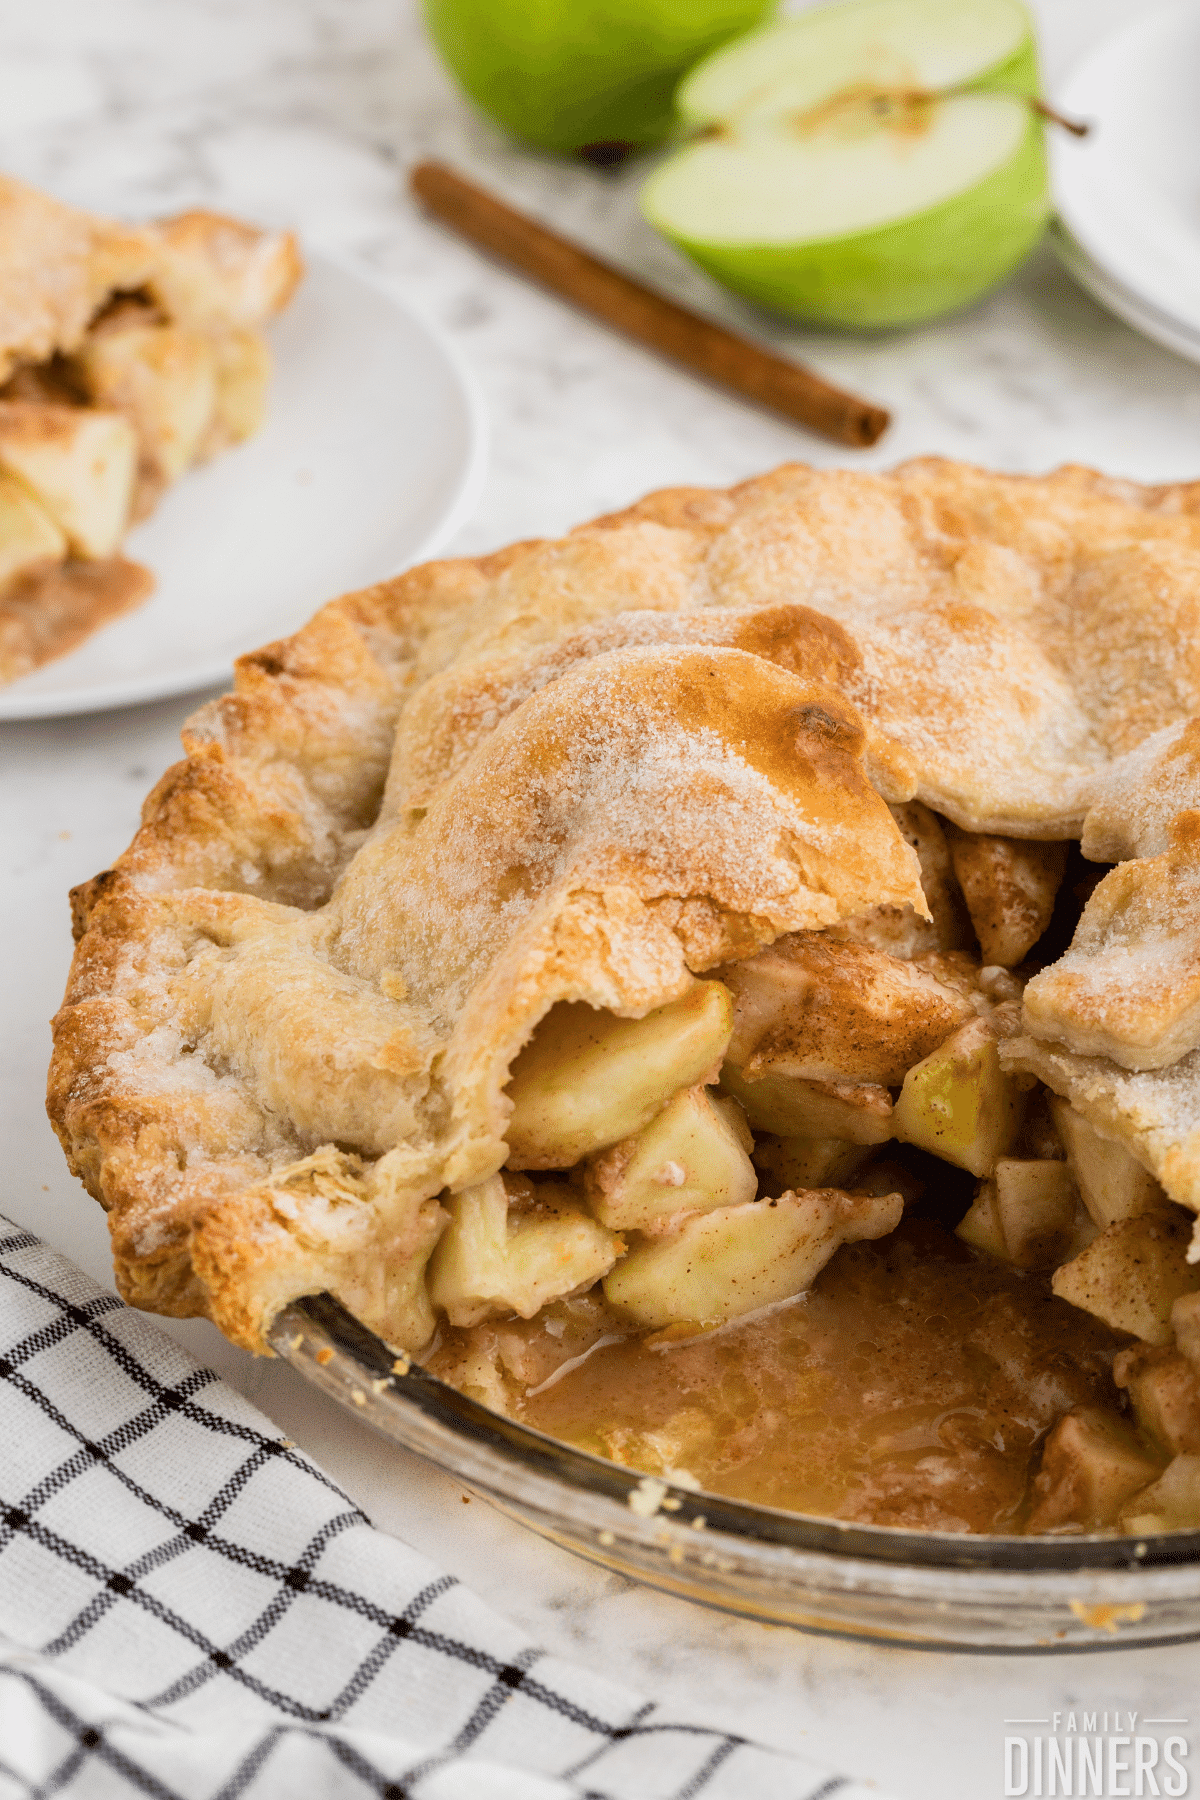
[268,1292,1200,1653]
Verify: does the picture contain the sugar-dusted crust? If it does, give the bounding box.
[48,458,1200,1350]
[1023,818,1200,1073]
[0,175,301,382]
[1082,718,1200,862]
[1001,1035,1200,1229]
[0,177,151,384]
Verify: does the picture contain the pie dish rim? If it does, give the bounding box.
[269,1291,1200,1650]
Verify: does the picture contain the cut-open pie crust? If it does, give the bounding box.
[0,175,302,682]
[48,457,1200,1534]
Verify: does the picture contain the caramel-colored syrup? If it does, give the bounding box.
[519,1220,1127,1534]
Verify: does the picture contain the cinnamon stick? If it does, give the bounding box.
[410,160,889,450]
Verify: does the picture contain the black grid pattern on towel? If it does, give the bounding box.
[0,1219,870,1800]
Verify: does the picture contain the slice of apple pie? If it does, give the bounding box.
[48,457,1200,1534]
[0,175,302,683]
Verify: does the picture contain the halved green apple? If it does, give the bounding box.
[641,0,1049,327]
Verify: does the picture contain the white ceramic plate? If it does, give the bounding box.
[1050,220,1200,368]
[0,254,487,721]
[1051,4,1200,358]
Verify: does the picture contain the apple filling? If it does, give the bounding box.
[423,808,1200,1537]
[0,305,271,668]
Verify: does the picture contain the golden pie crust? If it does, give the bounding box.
[47,458,1200,1357]
[0,176,302,383]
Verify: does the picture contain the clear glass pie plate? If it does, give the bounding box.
[268,1294,1200,1654]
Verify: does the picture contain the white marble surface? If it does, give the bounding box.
[4,2,1200,1794]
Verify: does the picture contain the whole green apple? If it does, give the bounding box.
[423,0,777,159]
[641,0,1051,327]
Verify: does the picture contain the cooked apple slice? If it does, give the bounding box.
[1120,1454,1200,1534]
[888,800,974,951]
[200,329,272,458]
[75,323,217,486]
[425,1329,513,1414]
[956,1157,1087,1269]
[640,0,1048,329]
[892,1013,1025,1176]
[505,982,733,1169]
[752,1132,874,1196]
[603,1187,902,1330]
[1052,1208,1200,1346]
[943,826,1066,967]
[428,1174,622,1328]
[1048,1096,1167,1228]
[1114,1345,1200,1458]
[0,471,66,588]
[986,1156,1087,1267]
[1025,1407,1166,1533]
[719,934,974,1087]
[376,1233,445,1355]
[1174,1292,1200,1372]
[955,1177,1008,1261]
[584,1086,755,1232]
[719,1062,894,1144]
[0,401,136,557]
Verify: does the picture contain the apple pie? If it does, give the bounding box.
[48,457,1200,1536]
[0,175,302,683]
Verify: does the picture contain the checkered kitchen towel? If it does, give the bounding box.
[0,1216,884,1800]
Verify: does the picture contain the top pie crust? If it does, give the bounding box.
[47,458,1200,1351]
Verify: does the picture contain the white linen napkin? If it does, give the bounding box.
[0,1215,885,1800]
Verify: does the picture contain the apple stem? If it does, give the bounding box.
[1028,97,1090,138]
[936,87,1091,138]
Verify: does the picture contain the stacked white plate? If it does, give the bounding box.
[1051,2,1200,365]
